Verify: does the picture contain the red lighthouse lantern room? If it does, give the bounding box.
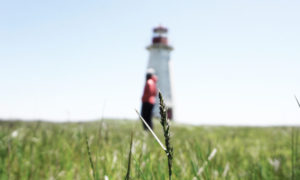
[152,26,168,45]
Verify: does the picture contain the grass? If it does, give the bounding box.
[137,92,173,179]
[0,119,299,179]
[85,133,96,180]
[158,92,173,180]
[125,132,133,180]
[291,96,300,179]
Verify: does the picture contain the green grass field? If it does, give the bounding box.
[0,119,299,179]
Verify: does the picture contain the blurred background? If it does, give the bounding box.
[0,0,299,125]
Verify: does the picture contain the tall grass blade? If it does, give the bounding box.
[158,91,173,180]
[135,109,166,151]
[125,132,133,180]
[85,134,96,180]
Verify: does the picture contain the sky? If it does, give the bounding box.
[0,0,300,125]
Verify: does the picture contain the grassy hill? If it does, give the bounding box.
[0,119,299,179]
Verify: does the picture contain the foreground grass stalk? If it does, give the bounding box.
[125,132,133,180]
[158,92,173,180]
[85,134,96,180]
[135,91,173,179]
[135,109,166,151]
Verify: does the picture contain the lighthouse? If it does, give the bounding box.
[146,26,175,120]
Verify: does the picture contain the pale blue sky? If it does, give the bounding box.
[0,0,299,125]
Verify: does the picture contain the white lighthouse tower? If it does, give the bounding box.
[146,26,175,120]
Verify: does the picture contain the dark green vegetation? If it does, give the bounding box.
[0,120,299,179]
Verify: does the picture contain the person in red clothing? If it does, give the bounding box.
[141,69,157,130]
